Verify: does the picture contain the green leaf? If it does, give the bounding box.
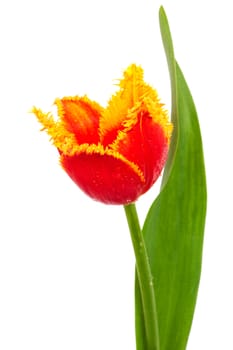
[135,6,207,350]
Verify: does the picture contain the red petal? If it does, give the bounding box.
[55,97,102,144]
[60,153,144,205]
[115,112,169,193]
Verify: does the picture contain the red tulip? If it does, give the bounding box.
[32,64,172,204]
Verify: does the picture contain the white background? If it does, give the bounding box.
[0,0,232,349]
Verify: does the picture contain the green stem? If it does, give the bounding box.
[124,203,160,350]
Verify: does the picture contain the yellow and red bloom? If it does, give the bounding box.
[32,64,172,204]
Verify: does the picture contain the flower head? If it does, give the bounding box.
[32,64,172,204]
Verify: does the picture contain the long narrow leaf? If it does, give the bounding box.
[135,7,207,350]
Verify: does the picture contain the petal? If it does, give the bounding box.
[112,111,169,193]
[99,65,150,145]
[60,147,145,205]
[31,106,80,155]
[55,96,103,144]
[99,64,167,147]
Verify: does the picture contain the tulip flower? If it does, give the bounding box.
[32,64,172,205]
